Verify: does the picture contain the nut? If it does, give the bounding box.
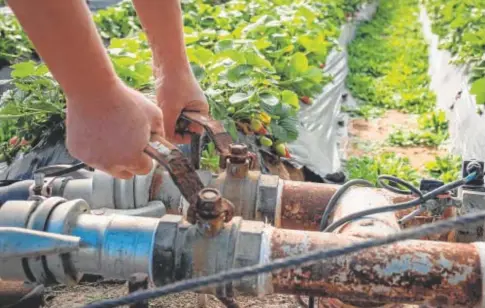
[196,188,224,218]
[229,144,249,164]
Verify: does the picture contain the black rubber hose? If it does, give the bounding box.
[0,180,34,206]
[377,175,422,196]
[323,174,474,233]
[319,179,374,231]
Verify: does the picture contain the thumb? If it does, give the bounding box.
[142,101,165,136]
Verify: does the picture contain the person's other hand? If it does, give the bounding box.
[66,82,164,179]
[155,73,209,144]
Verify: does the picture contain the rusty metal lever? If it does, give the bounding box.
[176,111,233,158]
[143,134,204,224]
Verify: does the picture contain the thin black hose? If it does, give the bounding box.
[319,179,374,231]
[312,179,373,307]
[323,174,474,232]
[377,175,422,196]
[34,162,88,177]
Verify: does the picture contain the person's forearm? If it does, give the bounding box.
[8,0,120,102]
[132,0,191,75]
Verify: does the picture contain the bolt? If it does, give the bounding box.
[230,144,248,156]
[196,188,223,218]
[229,144,248,164]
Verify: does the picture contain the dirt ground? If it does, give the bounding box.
[346,110,447,171]
[44,280,302,308]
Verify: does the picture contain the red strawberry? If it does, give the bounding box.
[20,138,29,146]
[9,136,18,146]
[301,96,312,105]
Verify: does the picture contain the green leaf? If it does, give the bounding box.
[11,61,36,78]
[224,119,238,140]
[254,38,271,50]
[289,52,309,74]
[281,90,300,109]
[471,78,485,105]
[229,92,251,104]
[269,122,288,142]
[227,64,252,81]
[279,116,299,141]
[190,63,206,82]
[215,39,234,52]
[260,92,279,106]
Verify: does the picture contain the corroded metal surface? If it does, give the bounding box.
[195,188,234,237]
[280,181,339,230]
[144,134,204,223]
[270,228,483,307]
[316,186,402,307]
[177,111,233,158]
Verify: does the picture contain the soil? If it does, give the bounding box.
[346,110,447,171]
[44,281,302,308]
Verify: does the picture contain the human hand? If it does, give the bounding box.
[155,73,209,144]
[65,82,165,179]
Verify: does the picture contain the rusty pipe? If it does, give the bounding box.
[328,186,401,238]
[279,181,417,232]
[315,186,402,307]
[279,181,340,230]
[269,228,485,307]
[0,281,44,308]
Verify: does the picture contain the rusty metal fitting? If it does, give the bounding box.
[196,188,224,219]
[229,144,249,164]
[152,215,272,296]
[226,144,251,178]
[195,188,235,236]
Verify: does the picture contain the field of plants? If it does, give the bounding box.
[0,0,484,185]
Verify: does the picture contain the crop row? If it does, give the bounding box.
[424,0,485,105]
[343,0,460,184]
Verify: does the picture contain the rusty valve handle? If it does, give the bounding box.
[175,111,259,170]
[143,134,204,224]
[175,111,233,158]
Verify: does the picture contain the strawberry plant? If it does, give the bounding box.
[424,0,485,106]
[93,0,141,39]
[0,13,34,66]
[345,152,420,186]
[387,110,449,147]
[346,0,436,115]
[0,61,66,162]
[424,154,462,183]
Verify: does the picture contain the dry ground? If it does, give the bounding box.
[346,110,447,171]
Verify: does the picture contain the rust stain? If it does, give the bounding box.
[270,229,483,306]
[280,181,339,231]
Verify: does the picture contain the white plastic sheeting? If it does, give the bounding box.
[288,2,378,178]
[420,7,485,162]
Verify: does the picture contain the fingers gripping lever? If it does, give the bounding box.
[143,135,203,224]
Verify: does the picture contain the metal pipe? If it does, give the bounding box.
[1,199,484,306]
[279,181,339,230]
[315,186,402,307]
[329,186,401,237]
[269,228,484,307]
